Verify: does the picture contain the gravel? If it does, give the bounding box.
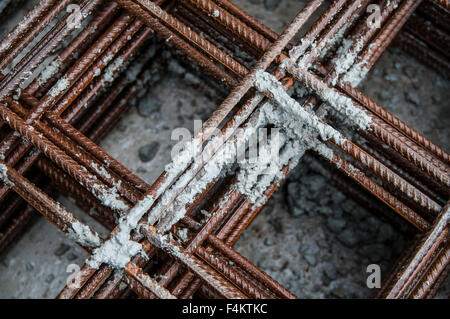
[53,244,70,257]
[137,94,162,117]
[230,2,449,298]
[327,217,346,233]
[264,0,280,11]
[138,141,160,163]
[45,274,55,283]
[66,253,78,261]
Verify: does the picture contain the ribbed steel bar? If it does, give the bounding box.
[136,0,320,227]
[96,167,284,299]
[184,219,276,298]
[424,254,450,298]
[395,31,450,77]
[0,160,102,251]
[0,102,132,212]
[207,234,296,299]
[40,56,165,299]
[0,11,159,203]
[270,65,444,221]
[0,205,34,252]
[75,123,286,300]
[194,246,267,299]
[405,12,450,58]
[373,236,420,298]
[0,0,73,80]
[142,226,248,299]
[184,0,271,53]
[0,193,24,228]
[25,1,121,97]
[0,0,61,72]
[310,1,449,171]
[409,244,450,298]
[284,60,449,188]
[212,0,279,42]
[36,158,117,228]
[35,120,140,205]
[0,8,170,298]
[62,25,153,123]
[116,0,239,87]
[380,201,450,298]
[171,165,291,299]
[0,0,448,300]
[295,0,369,67]
[0,6,131,159]
[62,0,450,300]
[0,0,103,99]
[59,9,324,296]
[47,114,149,192]
[315,147,430,232]
[360,142,445,208]
[92,186,241,299]
[363,0,423,71]
[339,80,450,167]
[134,0,450,298]
[309,156,413,230]
[418,0,450,33]
[323,0,402,85]
[289,0,349,62]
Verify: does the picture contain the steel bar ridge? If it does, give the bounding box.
[0,0,448,299]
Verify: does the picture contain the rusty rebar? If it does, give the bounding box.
[0,0,448,300]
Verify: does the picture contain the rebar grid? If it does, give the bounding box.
[0,0,448,299]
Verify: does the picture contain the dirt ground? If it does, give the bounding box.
[0,0,448,298]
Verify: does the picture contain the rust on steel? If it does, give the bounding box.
[0,0,448,300]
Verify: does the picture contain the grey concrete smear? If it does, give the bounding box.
[0,0,39,40]
[235,154,408,298]
[360,46,450,149]
[0,0,449,298]
[99,74,221,186]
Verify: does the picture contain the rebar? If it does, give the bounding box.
[0,0,448,300]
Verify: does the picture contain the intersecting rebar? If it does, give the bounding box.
[0,0,448,299]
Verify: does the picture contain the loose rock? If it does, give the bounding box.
[67,253,78,261]
[405,91,421,106]
[138,141,160,163]
[54,244,70,256]
[137,94,162,117]
[337,229,359,247]
[45,274,55,283]
[264,0,281,10]
[327,217,346,233]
